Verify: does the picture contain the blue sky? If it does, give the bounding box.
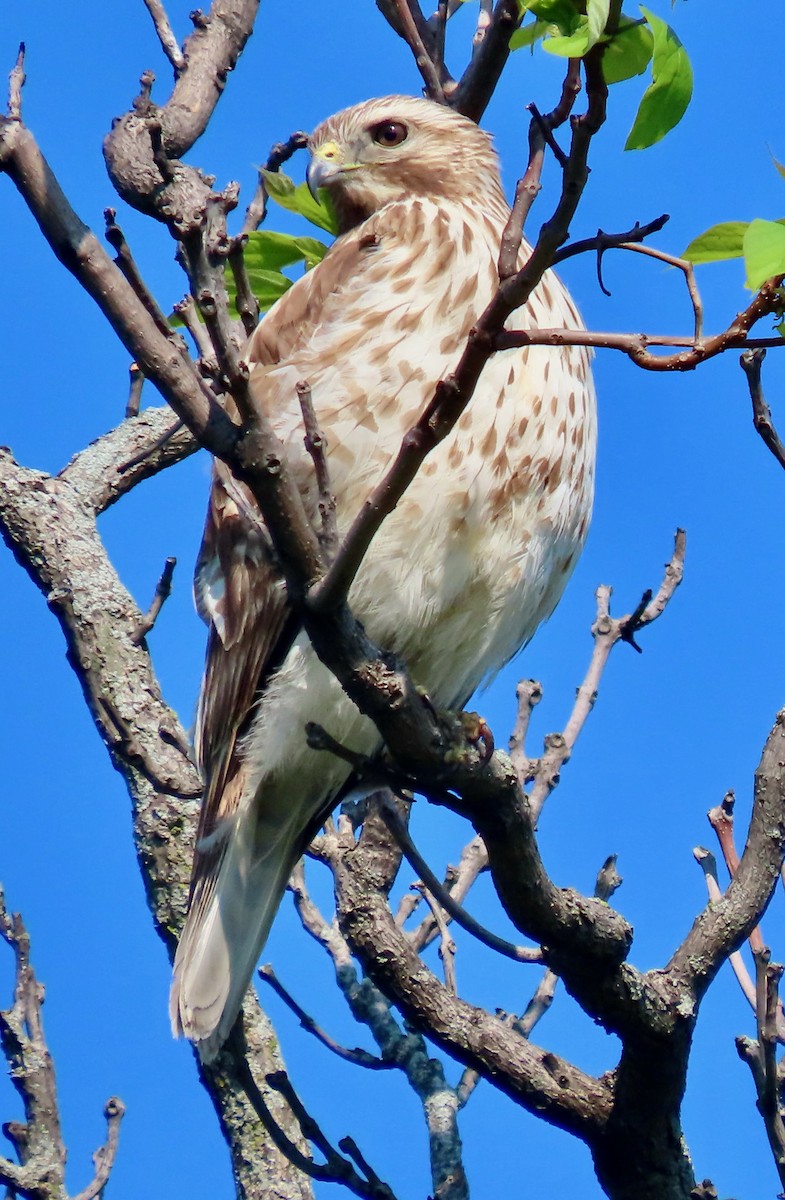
[2,2,785,1197]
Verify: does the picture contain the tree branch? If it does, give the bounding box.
[667,708,785,1002]
[142,0,186,72]
[741,348,785,472]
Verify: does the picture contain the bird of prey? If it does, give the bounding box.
[170,94,596,1060]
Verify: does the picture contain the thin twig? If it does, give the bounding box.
[736,948,785,1191]
[431,0,448,76]
[527,531,685,820]
[258,965,393,1070]
[508,680,542,788]
[528,101,569,169]
[141,0,185,71]
[297,380,339,560]
[390,0,447,102]
[693,847,759,1014]
[242,131,309,235]
[227,237,260,336]
[71,1098,126,1200]
[172,293,218,372]
[497,60,582,279]
[126,362,144,418]
[613,241,703,341]
[741,348,785,472]
[105,209,182,342]
[1,888,126,1199]
[407,835,489,954]
[261,1068,398,1199]
[116,416,186,475]
[379,798,541,963]
[552,214,671,297]
[495,277,785,370]
[132,556,177,643]
[414,884,457,993]
[7,43,25,120]
[707,791,766,955]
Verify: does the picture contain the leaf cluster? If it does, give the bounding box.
[511,1,692,150]
[684,154,785,310]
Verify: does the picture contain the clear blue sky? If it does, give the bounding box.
[2,2,784,1197]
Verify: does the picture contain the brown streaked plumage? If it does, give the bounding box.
[170,95,597,1060]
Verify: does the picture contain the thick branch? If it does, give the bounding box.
[451,0,522,122]
[0,450,312,1200]
[104,1,259,213]
[334,805,613,1141]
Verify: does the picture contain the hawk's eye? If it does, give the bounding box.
[371,121,408,148]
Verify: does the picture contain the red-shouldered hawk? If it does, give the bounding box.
[171,95,596,1060]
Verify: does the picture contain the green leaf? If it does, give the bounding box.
[261,169,339,235]
[292,235,329,269]
[743,219,785,290]
[243,230,314,271]
[242,230,329,273]
[510,18,548,49]
[683,221,751,264]
[542,14,590,56]
[624,7,693,151]
[684,219,785,265]
[519,0,579,27]
[241,266,294,313]
[586,0,610,47]
[602,17,653,84]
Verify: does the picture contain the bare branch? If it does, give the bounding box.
[693,846,758,1014]
[407,835,489,954]
[452,0,521,122]
[228,1038,398,1200]
[335,807,614,1140]
[71,1098,126,1200]
[414,884,458,993]
[297,380,339,560]
[228,238,260,335]
[288,862,469,1200]
[741,347,785,472]
[104,207,184,343]
[172,293,218,371]
[126,362,144,418]
[526,531,685,820]
[668,708,785,1001]
[378,797,542,964]
[0,889,126,1200]
[7,43,25,121]
[707,791,765,955]
[496,276,785,370]
[241,130,309,236]
[735,948,785,1191]
[377,0,451,102]
[59,406,198,516]
[258,965,393,1071]
[508,679,542,788]
[142,0,186,72]
[133,556,177,644]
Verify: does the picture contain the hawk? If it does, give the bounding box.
[170,95,596,1059]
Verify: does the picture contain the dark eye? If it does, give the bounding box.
[371,121,408,148]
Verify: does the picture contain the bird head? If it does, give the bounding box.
[306,95,503,232]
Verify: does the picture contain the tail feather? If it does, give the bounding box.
[170,812,300,1061]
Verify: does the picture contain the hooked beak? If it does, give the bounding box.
[306,140,354,201]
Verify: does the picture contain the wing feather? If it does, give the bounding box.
[187,225,390,903]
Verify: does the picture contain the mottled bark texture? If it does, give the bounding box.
[3,4,785,1200]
